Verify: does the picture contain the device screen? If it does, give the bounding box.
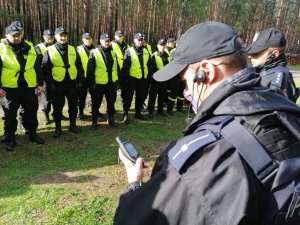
[123,142,139,157]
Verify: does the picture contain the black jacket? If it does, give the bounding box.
[256,55,299,102]
[41,42,84,85]
[114,67,300,225]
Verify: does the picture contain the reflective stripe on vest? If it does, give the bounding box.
[92,48,118,84]
[0,43,37,88]
[128,47,149,79]
[112,42,126,69]
[77,45,89,77]
[48,45,78,82]
[37,43,47,55]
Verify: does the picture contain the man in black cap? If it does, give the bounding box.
[247,28,299,102]
[114,21,300,225]
[120,32,151,123]
[111,30,129,70]
[42,27,84,138]
[87,33,119,129]
[0,24,45,151]
[76,32,95,119]
[147,38,170,119]
[36,29,55,125]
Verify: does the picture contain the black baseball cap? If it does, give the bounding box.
[153,21,244,82]
[100,33,110,41]
[82,32,92,39]
[246,28,286,54]
[115,30,123,36]
[158,39,166,45]
[167,38,175,43]
[43,29,54,38]
[134,33,143,40]
[55,27,67,35]
[5,25,21,36]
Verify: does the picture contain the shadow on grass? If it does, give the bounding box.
[0,110,186,199]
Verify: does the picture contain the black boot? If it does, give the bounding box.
[69,120,80,134]
[29,131,45,144]
[122,112,130,124]
[6,134,17,152]
[54,120,62,138]
[167,101,174,116]
[134,112,147,121]
[91,118,98,130]
[108,115,116,127]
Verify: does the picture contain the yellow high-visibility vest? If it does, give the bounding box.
[111,41,129,69]
[153,52,170,69]
[77,45,89,77]
[128,47,149,79]
[92,48,118,84]
[36,43,47,55]
[0,43,37,88]
[47,45,78,82]
[146,44,152,55]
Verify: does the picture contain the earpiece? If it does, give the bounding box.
[267,54,275,61]
[193,69,206,83]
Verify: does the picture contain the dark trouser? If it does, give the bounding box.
[122,76,146,114]
[148,79,167,113]
[78,78,89,114]
[166,75,181,111]
[90,82,117,120]
[143,76,151,104]
[41,83,53,115]
[52,81,78,123]
[3,87,38,135]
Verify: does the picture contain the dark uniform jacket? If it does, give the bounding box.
[41,42,84,86]
[114,67,300,225]
[257,55,299,102]
[0,40,43,88]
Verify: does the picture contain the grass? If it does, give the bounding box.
[0,96,187,225]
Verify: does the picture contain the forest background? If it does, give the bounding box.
[0,0,299,54]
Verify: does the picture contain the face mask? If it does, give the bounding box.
[183,90,200,114]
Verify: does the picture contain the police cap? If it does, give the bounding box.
[153,21,244,82]
[55,27,67,35]
[11,21,23,30]
[246,28,286,54]
[167,38,175,43]
[134,33,143,40]
[100,33,110,41]
[158,38,166,45]
[43,29,54,38]
[82,32,92,39]
[5,25,21,36]
[115,30,123,36]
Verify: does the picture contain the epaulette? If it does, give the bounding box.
[168,130,217,172]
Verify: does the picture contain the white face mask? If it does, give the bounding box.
[183,90,200,114]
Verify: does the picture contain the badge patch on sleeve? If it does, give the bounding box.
[271,72,283,88]
[168,130,217,172]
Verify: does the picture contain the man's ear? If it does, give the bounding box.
[199,60,218,85]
